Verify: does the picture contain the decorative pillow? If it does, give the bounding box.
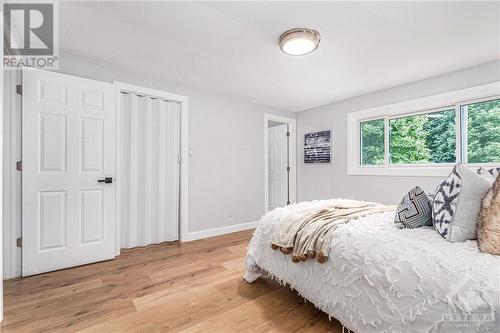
[490,167,500,178]
[477,167,500,178]
[433,164,494,242]
[478,168,496,183]
[394,186,432,229]
[477,175,500,255]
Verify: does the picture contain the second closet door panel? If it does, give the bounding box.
[120,93,180,248]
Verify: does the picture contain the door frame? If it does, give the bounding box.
[0,35,4,320]
[264,113,296,213]
[3,69,23,279]
[113,81,189,253]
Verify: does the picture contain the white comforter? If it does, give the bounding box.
[245,199,500,333]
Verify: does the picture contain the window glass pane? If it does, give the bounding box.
[463,98,500,163]
[360,119,384,165]
[389,109,456,164]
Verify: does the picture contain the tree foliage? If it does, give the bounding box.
[361,119,384,165]
[423,110,456,163]
[466,99,500,163]
[390,115,431,164]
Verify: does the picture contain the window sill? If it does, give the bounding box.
[347,164,498,177]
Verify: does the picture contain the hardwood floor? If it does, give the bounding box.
[3,230,342,333]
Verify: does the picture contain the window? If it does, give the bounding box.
[360,119,384,165]
[347,82,500,176]
[462,99,500,164]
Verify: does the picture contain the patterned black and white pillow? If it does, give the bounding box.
[394,186,432,229]
[487,167,499,178]
[433,164,494,242]
[476,167,500,178]
[433,168,461,238]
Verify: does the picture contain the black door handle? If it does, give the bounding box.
[98,177,113,184]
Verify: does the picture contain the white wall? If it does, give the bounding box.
[58,55,296,233]
[297,60,500,205]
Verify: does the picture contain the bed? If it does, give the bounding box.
[245,199,500,333]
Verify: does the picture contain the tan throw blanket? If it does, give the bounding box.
[271,200,395,263]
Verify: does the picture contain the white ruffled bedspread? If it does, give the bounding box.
[245,199,500,333]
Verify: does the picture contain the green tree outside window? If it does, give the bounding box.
[464,99,500,163]
[361,119,384,165]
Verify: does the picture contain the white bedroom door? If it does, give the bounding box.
[268,123,289,210]
[22,68,116,276]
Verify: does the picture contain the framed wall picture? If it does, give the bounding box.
[304,130,332,163]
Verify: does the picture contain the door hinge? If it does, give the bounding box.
[286,166,290,172]
[16,237,22,248]
[16,84,22,95]
[16,160,22,171]
[286,131,290,137]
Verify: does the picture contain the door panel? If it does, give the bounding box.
[81,118,104,171]
[40,113,67,171]
[39,191,67,250]
[80,189,104,244]
[22,68,115,276]
[81,89,104,110]
[40,81,67,104]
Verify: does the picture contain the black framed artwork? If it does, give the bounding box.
[304,130,332,163]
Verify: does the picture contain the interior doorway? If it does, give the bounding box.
[264,114,296,213]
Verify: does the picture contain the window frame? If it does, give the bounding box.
[347,82,500,176]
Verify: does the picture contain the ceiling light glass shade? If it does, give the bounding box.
[279,28,320,56]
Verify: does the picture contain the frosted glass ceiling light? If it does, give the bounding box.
[279,28,320,56]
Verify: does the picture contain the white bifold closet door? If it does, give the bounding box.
[120,93,180,248]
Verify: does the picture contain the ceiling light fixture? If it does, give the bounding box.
[279,28,321,56]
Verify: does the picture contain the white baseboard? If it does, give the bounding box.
[184,221,258,242]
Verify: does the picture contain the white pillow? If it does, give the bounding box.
[433,164,494,242]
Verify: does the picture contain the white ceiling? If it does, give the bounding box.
[60,1,500,112]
